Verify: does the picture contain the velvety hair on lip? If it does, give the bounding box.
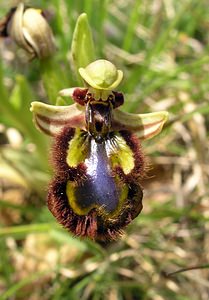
[47,126,145,241]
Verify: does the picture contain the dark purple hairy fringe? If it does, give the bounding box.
[47,126,145,241]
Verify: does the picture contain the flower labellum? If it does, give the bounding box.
[31,59,168,241]
[0,3,55,59]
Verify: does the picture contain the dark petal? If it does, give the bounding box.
[127,182,143,219]
[51,127,87,181]
[112,91,124,108]
[72,88,88,105]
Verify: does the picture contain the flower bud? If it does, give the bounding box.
[4,3,55,59]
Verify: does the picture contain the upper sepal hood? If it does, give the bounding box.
[79,59,123,90]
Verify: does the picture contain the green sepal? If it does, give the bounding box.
[30,101,85,136]
[112,110,168,140]
[71,13,96,82]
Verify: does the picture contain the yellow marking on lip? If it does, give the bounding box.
[66,181,91,215]
[66,129,88,167]
[108,134,135,175]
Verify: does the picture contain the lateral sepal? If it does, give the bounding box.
[30,101,86,136]
[112,110,168,140]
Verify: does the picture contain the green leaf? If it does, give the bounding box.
[0,223,56,238]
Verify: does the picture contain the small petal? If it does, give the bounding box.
[30,102,85,136]
[112,110,168,140]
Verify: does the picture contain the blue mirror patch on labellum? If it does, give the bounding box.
[48,127,144,240]
[30,59,168,241]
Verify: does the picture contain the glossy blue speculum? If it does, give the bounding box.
[75,138,120,213]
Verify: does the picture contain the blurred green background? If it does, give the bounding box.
[1,0,209,299]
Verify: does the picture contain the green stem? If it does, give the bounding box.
[40,57,69,104]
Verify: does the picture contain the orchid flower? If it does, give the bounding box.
[31,59,168,241]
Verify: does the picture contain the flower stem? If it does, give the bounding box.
[40,57,69,104]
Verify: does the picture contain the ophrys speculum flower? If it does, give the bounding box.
[31,59,168,241]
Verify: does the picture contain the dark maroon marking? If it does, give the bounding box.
[47,177,98,239]
[50,126,75,172]
[35,117,55,136]
[112,91,124,108]
[141,127,161,139]
[51,127,75,177]
[36,113,86,129]
[72,88,88,106]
